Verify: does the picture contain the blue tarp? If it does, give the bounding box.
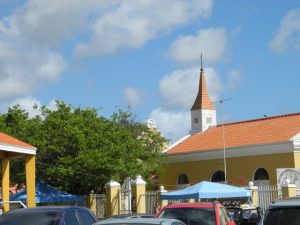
[11,181,84,204]
[160,181,251,200]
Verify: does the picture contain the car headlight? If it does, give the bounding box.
[242,210,251,219]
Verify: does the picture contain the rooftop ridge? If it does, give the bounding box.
[217,112,300,128]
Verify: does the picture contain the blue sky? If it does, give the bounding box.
[0,0,299,143]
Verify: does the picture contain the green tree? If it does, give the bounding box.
[0,101,167,194]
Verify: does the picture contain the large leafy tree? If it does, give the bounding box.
[0,101,167,194]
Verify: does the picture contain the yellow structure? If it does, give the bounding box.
[105,180,120,216]
[158,186,168,208]
[133,175,146,214]
[281,180,297,198]
[89,192,97,216]
[0,132,36,211]
[161,67,300,189]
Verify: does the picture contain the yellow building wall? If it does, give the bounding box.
[294,152,300,168]
[162,152,295,187]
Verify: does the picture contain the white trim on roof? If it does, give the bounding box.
[163,134,191,153]
[291,132,300,150]
[167,141,295,163]
[0,143,36,155]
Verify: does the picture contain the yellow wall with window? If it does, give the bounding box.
[161,152,295,187]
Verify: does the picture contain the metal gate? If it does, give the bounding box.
[257,184,282,214]
[95,194,106,219]
[144,191,158,214]
[119,177,133,214]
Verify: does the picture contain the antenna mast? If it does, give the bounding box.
[200,53,203,72]
[214,98,232,183]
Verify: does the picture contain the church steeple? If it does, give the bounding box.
[191,68,215,111]
[190,58,216,135]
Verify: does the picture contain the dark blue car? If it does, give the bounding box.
[0,206,97,225]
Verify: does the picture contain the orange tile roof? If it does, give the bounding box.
[0,132,35,149]
[167,113,300,155]
[191,70,215,110]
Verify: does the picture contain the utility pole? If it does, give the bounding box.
[214,98,232,183]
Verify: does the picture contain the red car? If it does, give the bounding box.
[157,202,236,225]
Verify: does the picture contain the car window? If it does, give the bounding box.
[158,207,216,225]
[221,207,232,222]
[77,211,95,225]
[63,211,80,225]
[0,210,60,225]
[219,207,230,225]
[264,207,300,225]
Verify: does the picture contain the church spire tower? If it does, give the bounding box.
[190,55,216,134]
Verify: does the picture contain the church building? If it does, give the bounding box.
[161,66,300,188]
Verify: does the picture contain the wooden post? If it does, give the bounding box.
[2,158,10,212]
[25,155,36,208]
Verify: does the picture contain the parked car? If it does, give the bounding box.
[157,202,236,225]
[223,202,261,225]
[94,218,185,225]
[104,213,156,220]
[260,198,300,225]
[0,206,97,225]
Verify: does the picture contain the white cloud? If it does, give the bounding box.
[10,0,113,46]
[0,0,69,101]
[74,0,213,58]
[9,97,42,118]
[169,28,227,66]
[0,0,213,102]
[123,86,144,106]
[8,97,58,118]
[150,108,190,143]
[159,67,223,110]
[0,40,66,99]
[270,8,300,53]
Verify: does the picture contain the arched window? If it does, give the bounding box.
[177,174,189,185]
[254,168,269,180]
[211,171,225,182]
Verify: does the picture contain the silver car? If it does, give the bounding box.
[94,218,186,225]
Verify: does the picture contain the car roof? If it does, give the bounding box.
[105,213,155,219]
[268,198,300,208]
[162,202,217,209]
[95,218,183,225]
[3,206,89,214]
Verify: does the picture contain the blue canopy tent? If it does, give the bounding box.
[160,181,251,200]
[11,181,84,205]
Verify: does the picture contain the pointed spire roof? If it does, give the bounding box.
[191,68,215,110]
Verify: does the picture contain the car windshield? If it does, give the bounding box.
[263,207,300,225]
[158,208,216,225]
[0,210,60,225]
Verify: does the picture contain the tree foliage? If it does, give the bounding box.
[0,101,167,194]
